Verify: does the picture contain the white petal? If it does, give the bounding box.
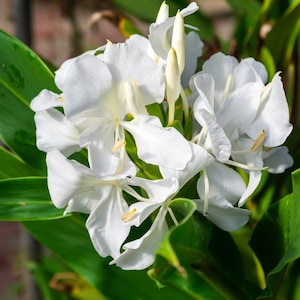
[104,43,165,105]
[34,109,80,156]
[86,189,130,258]
[263,146,294,174]
[238,170,262,207]
[202,52,239,101]
[192,73,215,114]
[79,118,115,150]
[124,201,161,227]
[122,115,192,170]
[126,34,149,53]
[87,144,137,180]
[123,177,179,226]
[127,177,178,203]
[195,198,250,231]
[217,82,262,139]
[248,73,293,147]
[30,90,62,111]
[160,142,214,188]
[46,149,102,209]
[195,109,231,162]
[233,58,267,87]
[55,54,112,118]
[111,207,168,270]
[197,161,246,205]
[181,31,203,88]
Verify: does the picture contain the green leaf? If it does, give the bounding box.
[265,2,300,69]
[23,215,104,291]
[0,30,58,173]
[155,198,197,269]
[250,169,300,299]
[151,199,249,299]
[24,215,201,300]
[0,146,38,179]
[0,177,64,221]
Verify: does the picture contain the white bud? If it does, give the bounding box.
[172,11,185,74]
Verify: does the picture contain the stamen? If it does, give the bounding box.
[112,140,126,152]
[222,75,233,100]
[250,130,265,152]
[167,207,179,226]
[58,95,63,102]
[203,168,209,216]
[121,208,137,222]
[225,159,268,171]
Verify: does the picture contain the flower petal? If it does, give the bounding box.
[202,52,238,101]
[197,161,246,205]
[111,207,168,270]
[30,90,62,111]
[123,176,179,226]
[195,198,250,231]
[122,115,192,169]
[104,43,165,105]
[55,54,112,118]
[86,188,130,258]
[46,149,101,209]
[247,72,293,147]
[263,146,294,174]
[34,109,80,156]
[160,142,214,188]
[195,109,231,162]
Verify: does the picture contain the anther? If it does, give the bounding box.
[121,208,137,222]
[250,130,265,152]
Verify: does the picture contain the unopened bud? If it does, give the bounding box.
[166,48,181,104]
[172,10,185,74]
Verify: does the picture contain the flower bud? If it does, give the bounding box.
[166,48,181,104]
[172,10,185,74]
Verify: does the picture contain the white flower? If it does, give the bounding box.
[46,148,136,259]
[190,52,293,205]
[195,161,251,231]
[111,142,213,270]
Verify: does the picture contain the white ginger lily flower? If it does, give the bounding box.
[161,142,250,231]
[31,42,192,170]
[57,42,191,170]
[190,52,293,206]
[46,148,136,259]
[111,142,213,270]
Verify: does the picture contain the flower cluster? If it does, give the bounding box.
[31,2,293,270]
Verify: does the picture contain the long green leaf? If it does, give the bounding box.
[0,177,64,220]
[0,30,58,173]
[265,2,300,69]
[24,215,199,299]
[0,146,38,179]
[250,169,300,299]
